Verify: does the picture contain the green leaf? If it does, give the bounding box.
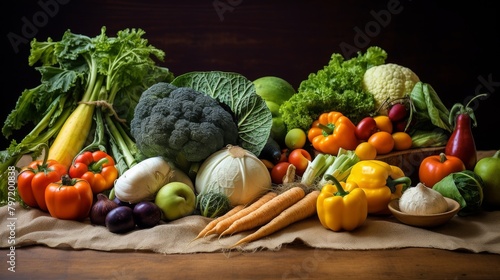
[172,71,273,156]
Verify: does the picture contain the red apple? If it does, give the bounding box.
[287,148,312,176]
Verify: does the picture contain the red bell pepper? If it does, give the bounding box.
[17,146,67,211]
[45,175,93,221]
[69,150,118,194]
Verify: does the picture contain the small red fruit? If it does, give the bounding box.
[287,148,312,176]
[271,162,292,184]
[388,103,408,122]
[355,117,378,141]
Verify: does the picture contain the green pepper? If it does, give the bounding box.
[474,150,500,210]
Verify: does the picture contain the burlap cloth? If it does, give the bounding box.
[1,203,499,254]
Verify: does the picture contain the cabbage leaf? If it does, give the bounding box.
[433,170,485,216]
[172,71,272,156]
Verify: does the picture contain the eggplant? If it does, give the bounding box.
[259,136,282,164]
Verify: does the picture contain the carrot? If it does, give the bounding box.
[230,190,320,248]
[193,204,245,240]
[219,186,306,238]
[204,191,278,237]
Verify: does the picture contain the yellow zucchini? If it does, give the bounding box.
[47,103,95,168]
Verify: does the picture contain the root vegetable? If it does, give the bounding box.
[231,190,320,247]
[219,186,306,237]
[113,156,193,203]
[203,191,277,237]
[194,205,245,240]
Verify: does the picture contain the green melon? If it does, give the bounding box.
[253,76,296,106]
[253,76,296,143]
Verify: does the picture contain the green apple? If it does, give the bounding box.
[154,182,196,221]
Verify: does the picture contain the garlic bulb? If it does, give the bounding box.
[399,183,448,214]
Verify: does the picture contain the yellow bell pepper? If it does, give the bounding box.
[345,160,411,215]
[307,111,359,155]
[317,175,368,232]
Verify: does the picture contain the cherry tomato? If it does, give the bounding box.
[368,131,394,155]
[271,162,292,184]
[373,115,393,134]
[355,117,378,141]
[287,148,312,176]
[355,142,378,160]
[392,132,413,151]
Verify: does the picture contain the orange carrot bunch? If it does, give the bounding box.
[193,177,320,248]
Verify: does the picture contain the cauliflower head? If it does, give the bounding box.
[362,63,420,114]
[130,82,239,167]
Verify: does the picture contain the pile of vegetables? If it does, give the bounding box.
[193,165,320,248]
[131,71,273,175]
[2,25,499,246]
[280,46,387,131]
[1,26,174,205]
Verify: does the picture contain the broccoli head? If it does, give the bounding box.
[130,82,239,167]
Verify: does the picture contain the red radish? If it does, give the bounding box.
[388,103,408,122]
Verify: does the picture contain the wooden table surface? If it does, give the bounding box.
[2,244,500,279]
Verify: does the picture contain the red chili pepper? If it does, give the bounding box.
[69,150,118,194]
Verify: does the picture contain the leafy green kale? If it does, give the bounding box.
[280,46,388,131]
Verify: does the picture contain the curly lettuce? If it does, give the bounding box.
[279,46,387,131]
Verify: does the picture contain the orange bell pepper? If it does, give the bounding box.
[307,111,359,155]
[45,175,93,221]
[69,150,118,194]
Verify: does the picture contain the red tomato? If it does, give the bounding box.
[355,117,378,141]
[287,148,312,176]
[271,162,292,184]
[278,148,290,163]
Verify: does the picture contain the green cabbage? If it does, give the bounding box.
[432,170,485,216]
[171,71,273,157]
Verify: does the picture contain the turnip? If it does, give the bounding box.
[113,156,193,204]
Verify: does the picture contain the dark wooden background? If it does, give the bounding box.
[2,0,499,150]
